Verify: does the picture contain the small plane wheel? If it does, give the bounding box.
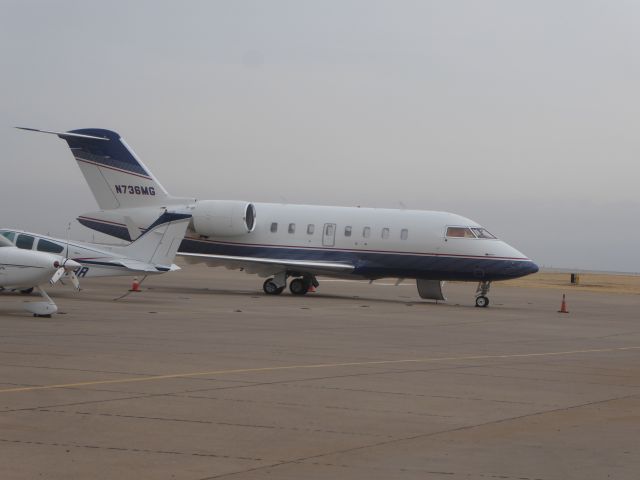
[263,279,284,295]
[475,296,489,308]
[20,288,34,295]
[289,278,309,295]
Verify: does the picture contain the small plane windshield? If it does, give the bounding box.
[0,235,13,247]
[1,230,16,243]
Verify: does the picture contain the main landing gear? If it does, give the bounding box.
[263,279,285,295]
[263,274,318,296]
[475,281,491,308]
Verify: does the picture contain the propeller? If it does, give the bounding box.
[50,258,82,290]
[49,223,82,291]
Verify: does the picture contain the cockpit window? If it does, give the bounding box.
[446,227,476,238]
[16,234,35,250]
[0,236,13,247]
[470,227,497,239]
[37,239,65,254]
[1,231,16,243]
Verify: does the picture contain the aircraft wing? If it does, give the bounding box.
[179,253,354,277]
[116,258,180,272]
[78,258,179,273]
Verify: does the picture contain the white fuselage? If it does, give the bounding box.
[78,202,537,282]
[0,247,61,288]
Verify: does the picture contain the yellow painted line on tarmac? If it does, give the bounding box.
[1,345,639,394]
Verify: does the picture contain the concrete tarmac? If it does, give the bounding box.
[1,266,639,479]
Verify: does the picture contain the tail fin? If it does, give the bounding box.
[17,127,192,210]
[117,212,191,270]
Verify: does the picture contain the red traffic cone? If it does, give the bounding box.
[558,294,569,313]
[130,277,141,292]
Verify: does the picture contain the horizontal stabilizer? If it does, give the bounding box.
[16,127,109,141]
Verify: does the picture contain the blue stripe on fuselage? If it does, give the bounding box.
[77,217,538,281]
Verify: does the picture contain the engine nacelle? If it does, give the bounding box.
[191,200,256,237]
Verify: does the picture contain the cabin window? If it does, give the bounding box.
[1,231,15,243]
[470,227,497,239]
[288,223,296,234]
[270,222,278,233]
[401,229,408,240]
[381,228,390,239]
[37,239,64,254]
[16,234,35,250]
[446,227,476,238]
[344,226,352,237]
[363,226,371,238]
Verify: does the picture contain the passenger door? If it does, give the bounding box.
[322,223,336,247]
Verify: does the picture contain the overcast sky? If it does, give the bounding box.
[1,1,639,272]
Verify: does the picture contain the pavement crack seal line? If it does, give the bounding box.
[0,438,262,462]
[0,345,639,395]
[197,391,640,480]
[36,408,392,439]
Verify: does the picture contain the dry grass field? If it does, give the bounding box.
[502,271,640,295]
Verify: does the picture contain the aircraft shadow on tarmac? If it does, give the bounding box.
[142,285,468,308]
[0,284,484,313]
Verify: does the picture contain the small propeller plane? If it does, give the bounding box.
[0,234,82,316]
[18,127,539,307]
[0,211,191,316]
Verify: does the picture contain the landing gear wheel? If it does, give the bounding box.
[20,288,34,295]
[475,296,489,308]
[289,278,309,295]
[263,279,284,295]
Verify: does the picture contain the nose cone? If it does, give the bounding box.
[495,242,539,278]
[523,260,539,276]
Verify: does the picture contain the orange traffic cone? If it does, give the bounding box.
[130,277,141,292]
[558,294,569,313]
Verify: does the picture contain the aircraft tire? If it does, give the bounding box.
[475,296,489,308]
[20,288,34,295]
[263,279,284,295]
[289,278,309,295]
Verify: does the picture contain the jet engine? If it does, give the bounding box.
[191,200,256,237]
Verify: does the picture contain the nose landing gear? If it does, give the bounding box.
[475,281,491,308]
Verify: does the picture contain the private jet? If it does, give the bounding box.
[19,127,539,307]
